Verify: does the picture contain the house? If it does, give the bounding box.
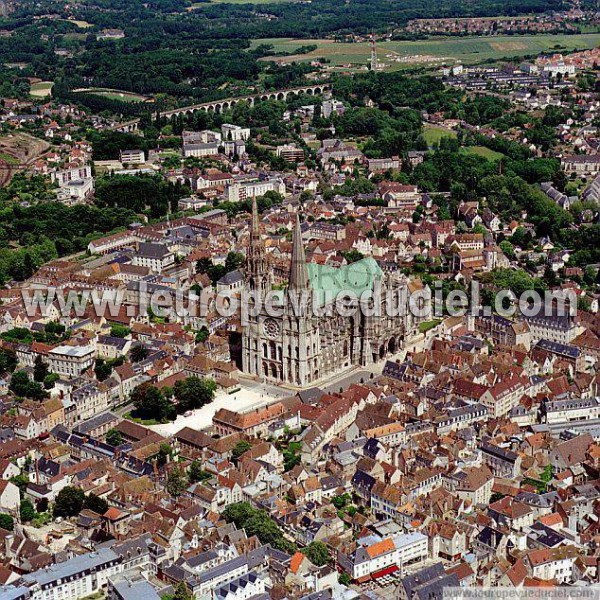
[0,460,20,481]
[561,154,600,175]
[216,270,244,294]
[524,547,580,584]
[337,532,428,581]
[0,480,20,513]
[549,434,594,471]
[429,522,467,561]
[132,243,175,273]
[119,149,146,164]
[488,496,534,531]
[398,562,459,600]
[108,579,161,600]
[480,442,522,478]
[19,548,122,600]
[48,345,95,377]
[449,464,494,506]
[213,402,288,437]
[480,376,526,418]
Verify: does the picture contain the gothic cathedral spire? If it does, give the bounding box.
[289,213,309,290]
[247,196,268,291]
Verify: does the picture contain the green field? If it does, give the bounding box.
[29,81,54,98]
[0,153,19,165]
[60,18,93,28]
[423,125,457,146]
[189,0,286,6]
[464,146,504,161]
[92,91,148,103]
[252,33,600,70]
[419,319,441,333]
[74,88,149,103]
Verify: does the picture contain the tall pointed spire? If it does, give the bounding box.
[247,196,267,291]
[251,196,260,240]
[289,213,309,290]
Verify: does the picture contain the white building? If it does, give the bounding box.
[48,344,96,377]
[59,177,94,202]
[224,179,286,202]
[51,165,92,186]
[132,242,175,273]
[223,139,246,158]
[51,165,94,201]
[88,231,140,255]
[0,480,20,512]
[183,142,219,158]
[20,548,123,600]
[221,124,250,142]
[338,532,428,580]
[322,99,345,119]
[543,397,600,424]
[526,547,579,584]
[119,149,146,164]
[543,62,576,78]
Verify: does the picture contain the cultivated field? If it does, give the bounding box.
[189,0,286,7]
[60,18,93,28]
[464,145,505,161]
[29,81,54,98]
[253,33,600,70]
[73,88,149,103]
[423,124,457,146]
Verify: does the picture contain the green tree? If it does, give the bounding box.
[222,502,295,554]
[43,373,59,390]
[9,371,47,400]
[195,327,209,343]
[157,442,172,467]
[33,356,49,383]
[95,359,113,382]
[341,250,364,264]
[172,582,193,600]
[54,486,85,518]
[0,349,17,376]
[188,460,210,483]
[110,324,131,338]
[0,513,14,531]
[499,240,515,259]
[302,541,330,566]
[130,344,148,363]
[173,377,216,412]
[166,466,188,497]
[332,493,351,510]
[19,499,35,522]
[106,429,123,446]
[84,493,109,515]
[231,440,252,462]
[132,383,175,422]
[10,474,29,496]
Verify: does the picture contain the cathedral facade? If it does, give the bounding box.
[241,200,409,388]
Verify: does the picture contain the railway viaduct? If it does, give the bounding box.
[112,83,331,133]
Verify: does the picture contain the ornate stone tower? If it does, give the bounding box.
[246,196,269,293]
[242,197,269,377]
[281,214,321,386]
[242,211,322,387]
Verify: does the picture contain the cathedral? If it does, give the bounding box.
[241,199,409,388]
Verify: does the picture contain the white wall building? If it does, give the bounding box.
[224,179,286,202]
[221,124,250,141]
[48,344,96,377]
[20,548,123,600]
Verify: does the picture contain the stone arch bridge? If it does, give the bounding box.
[112,83,331,133]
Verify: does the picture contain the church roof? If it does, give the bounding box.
[306,257,382,306]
